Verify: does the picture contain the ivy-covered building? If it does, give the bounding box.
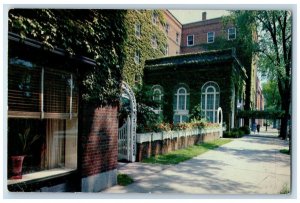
[122,10,168,86]
[179,12,261,113]
[144,49,247,129]
[7,9,126,192]
[122,10,261,127]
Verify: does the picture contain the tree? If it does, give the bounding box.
[231,11,292,140]
[262,80,281,110]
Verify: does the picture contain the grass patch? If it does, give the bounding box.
[279,149,290,155]
[142,138,232,165]
[117,174,134,186]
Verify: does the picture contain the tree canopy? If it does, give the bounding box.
[230,10,292,139]
[262,80,281,110]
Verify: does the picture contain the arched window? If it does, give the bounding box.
[201,81,220,123]
[177,87,187,110]
[173,85,189,123]
[152,85,163,114]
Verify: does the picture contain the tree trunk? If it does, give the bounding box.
[279,92,290,140]
[279,115,288,139]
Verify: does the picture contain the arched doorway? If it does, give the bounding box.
[118,82,137,162]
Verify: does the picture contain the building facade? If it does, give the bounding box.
[7,33,119,192]
[179,12,262,114]
[163,10,182,56]
[122,10,263,118]
[144,49,247,129]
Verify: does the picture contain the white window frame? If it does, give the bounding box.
[165,23,169,34]
[187,35,194,46]
[201,81,220,123]
[228,27,236,40]
[207,32,215,43]
[152,87,163,114]
[152,12,158,25]
[176,32,179,44]
[134,50,140,64]
[164,44,169,56]
[151,35,157,49]
[135,23,141,38]
[174,86,189,123]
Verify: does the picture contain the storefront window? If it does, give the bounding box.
[8,58,78,180]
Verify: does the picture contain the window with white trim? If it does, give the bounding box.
[207,32,215,43]
[165,23,169,34]
[228,27,236,40]
[152,12,158,25]
[164,44,169,56]
[173,85,189,123]
[8,58,78,180]
[135,23,141,38]
[134,50,140,64]
[176,32,179,44]
[187,35,194,46]
[152,85,163,114]
[201,81,220,123]
[151,35,157,49]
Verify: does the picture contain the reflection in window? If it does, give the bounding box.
[207,32,215,43]
[228,27,236,40]
[8,59,78,179]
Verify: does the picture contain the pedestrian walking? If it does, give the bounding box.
[257,124,261,134]
[252,122,257,134]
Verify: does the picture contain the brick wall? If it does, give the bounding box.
[181,18,233,54]
[80,105,118,178]
[164,10,182,56]
[136,129,221,161]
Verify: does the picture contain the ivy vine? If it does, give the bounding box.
[121,10,167,87]
[9,9,126,105]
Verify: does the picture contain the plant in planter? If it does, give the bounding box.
[10,127,40,179]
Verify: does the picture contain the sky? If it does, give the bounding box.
[169,10,230,24]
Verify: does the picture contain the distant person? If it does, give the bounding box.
[257,124,261,134]
[252,122,257,134]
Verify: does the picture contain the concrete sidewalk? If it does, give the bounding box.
[102,136,290,194]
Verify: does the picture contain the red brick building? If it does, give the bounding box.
[7,33,119,192]
[161,10,264,126]
[163,10,182,56]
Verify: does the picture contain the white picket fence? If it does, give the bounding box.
[118,117,131,161]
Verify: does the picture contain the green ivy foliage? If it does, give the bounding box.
[9,9,127,105]
[122,10,167,87]
[237,110,286,119]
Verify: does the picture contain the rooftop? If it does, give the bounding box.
[145,48,247,78]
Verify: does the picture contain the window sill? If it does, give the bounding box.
[174,110,189,115]
[7,168,76,186]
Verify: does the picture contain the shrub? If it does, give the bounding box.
[223,128,244,138]
[117,174,134,186]
[190,104,202,120]
[239,125,250,134]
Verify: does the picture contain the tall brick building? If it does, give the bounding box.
[163,10,182,56]
[166,11,263,113]
[145,10,264,128]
